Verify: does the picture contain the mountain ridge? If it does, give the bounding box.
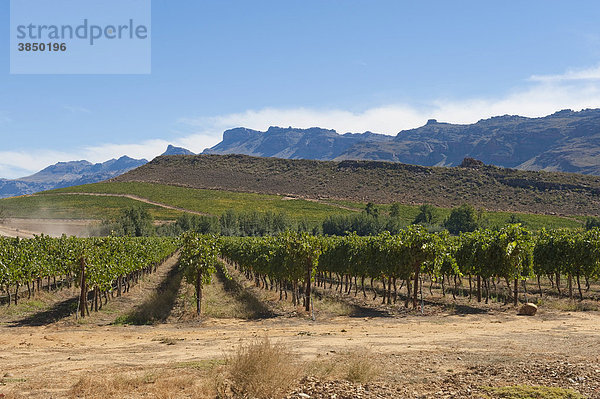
[162,144,195,156]
[0,144,199,198]
[204,108,600,175]
[0,155,148,198]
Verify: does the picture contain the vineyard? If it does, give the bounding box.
[1,227,600,398]
[2,226,600,320]
[190,225,600,315]
[0,235,178,317]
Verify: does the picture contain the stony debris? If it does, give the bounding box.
[286,376,407,399]
[283,357,599,399]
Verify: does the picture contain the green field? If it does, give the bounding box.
[17,181,582,230]
[0,193,182,220]
[43,182,355,223]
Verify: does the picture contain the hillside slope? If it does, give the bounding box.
[204,109,600,175]
[113,154,600,216]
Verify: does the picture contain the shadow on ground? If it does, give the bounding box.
[114,261,183,325]
[216,265,276,319]
[10,296,79,327]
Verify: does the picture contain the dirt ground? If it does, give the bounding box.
[1,307,599,398]
[0,219,96,238]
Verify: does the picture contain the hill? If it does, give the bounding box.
[113,153,600,217]
[204,108,600,175]
[0,156,147,199]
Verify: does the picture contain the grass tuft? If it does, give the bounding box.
[308,347,380,384]
[224,337,300,399]
[483,385,584,399]
[69,371,213,399]
[343,347,381,384]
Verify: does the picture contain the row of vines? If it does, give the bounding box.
[0,235,178,317]
[208,225,600,312]
[2,225,599,319]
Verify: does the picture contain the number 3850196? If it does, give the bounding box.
[18,43,67,52]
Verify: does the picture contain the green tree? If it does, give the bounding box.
[585,217,600,230]
[220,210,240,236]
[390,203,401,218]
[116,207,155,237]
[444,204,478,235]
[413,204,436,225]
[365,202,379,218]
[506,214,526,226]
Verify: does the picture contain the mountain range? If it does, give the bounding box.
[0,156,148,199]
[0,145,197,199]
[3,108,600,198]
[204,108,600,175]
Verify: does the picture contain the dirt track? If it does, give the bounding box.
[0,218,96,238]
[1,308,599,397]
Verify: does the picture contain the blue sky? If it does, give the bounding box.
[3,0,600,178]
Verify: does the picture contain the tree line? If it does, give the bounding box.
[95,202,577,239]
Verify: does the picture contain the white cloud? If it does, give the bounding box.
[530,65,600,82]
[5,64,600,179]
[182,105,428,135]
[80,139,170,163]
[181,74,600,135]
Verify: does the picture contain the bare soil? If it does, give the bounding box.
[0,218,96,238]
[1,309,599,398]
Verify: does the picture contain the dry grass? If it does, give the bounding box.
[343,347,381,384]
[0,287,79,319]
[175,280,262,320]
[312,294,354,317]
[309,347,381,384]
[69,370,215,399]
[203,278,264,319]
[222,337,300,399]
[533,296,600,312]
[113,258,182,325]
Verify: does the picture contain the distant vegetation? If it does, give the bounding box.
[96,199,583,239]
[0,182,584,236]
[444,204,480,234]
[586,217,600,230]
[48,182,352,224]
[93,207,319,237]
[38,181,583,230]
